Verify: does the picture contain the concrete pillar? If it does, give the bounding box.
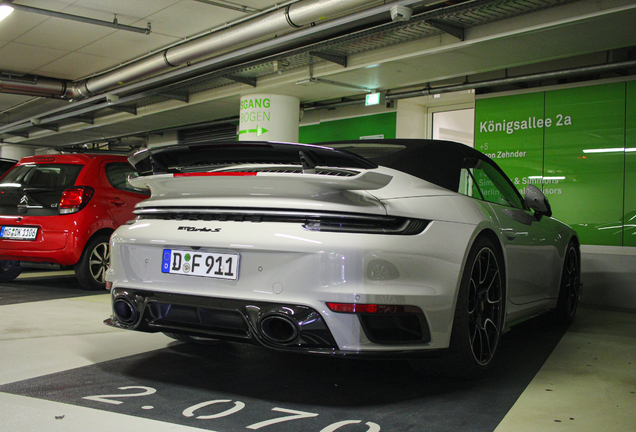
[238,94,299,142]
[0,145,35,161]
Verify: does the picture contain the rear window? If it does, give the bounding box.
[0,164,85,216]
[105,162,150,195]
[0,164,83,189]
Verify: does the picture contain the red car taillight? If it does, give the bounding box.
[59,186,94,214]
[326,303,423,314]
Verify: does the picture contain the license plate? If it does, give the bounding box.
[0,226,38,240]
[162,249,239,280]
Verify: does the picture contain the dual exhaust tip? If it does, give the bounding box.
[112,297,300,345]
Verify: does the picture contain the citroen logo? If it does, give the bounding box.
[19,195,29,206]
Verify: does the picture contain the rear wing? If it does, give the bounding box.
[129,141,377,176]
[129,168,393,195]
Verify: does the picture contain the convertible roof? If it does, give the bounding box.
[130,139,503,193]
[320,139,496,192]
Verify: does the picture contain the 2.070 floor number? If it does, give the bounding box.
[83,386,380,431]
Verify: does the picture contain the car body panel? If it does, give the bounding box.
[105,140,578,356]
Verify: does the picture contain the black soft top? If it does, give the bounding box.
[321,139,503,192]
[130,139,511,194]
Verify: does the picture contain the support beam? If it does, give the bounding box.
[226,75,257,87]
[107,105,137,115]
[6,131,29,138]
[70,116,94,124]
[158,92,190,103]
[33,124,59,132]
[426,19,464,41]
[309,51,347,67]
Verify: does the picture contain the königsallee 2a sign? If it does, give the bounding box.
[475,82,635,247]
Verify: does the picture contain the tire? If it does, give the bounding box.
[75,234,111,290]
[410,236,505,379]
[554,241,581,325]
[163,332,223,345]
[0,260,22,282]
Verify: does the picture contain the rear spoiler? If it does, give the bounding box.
[129,169,393,193]
[129,141,377,176]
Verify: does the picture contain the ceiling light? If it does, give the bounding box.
[0,5,14,22]
[582,148,630,154]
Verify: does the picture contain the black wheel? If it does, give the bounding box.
[163,332,223,345]
[75,234,111,290]
[554,241,581,325]
[0,260,22,282]
[410,236,505,378]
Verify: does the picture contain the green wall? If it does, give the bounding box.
[299,112,397,143]
[476,81,636,246]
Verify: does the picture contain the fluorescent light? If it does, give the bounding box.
[527,176,565,180]
[583,148,626,154]
[0,5,14,21]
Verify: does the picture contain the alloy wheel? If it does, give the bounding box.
[467,247,503,366]
[88,241,110,283]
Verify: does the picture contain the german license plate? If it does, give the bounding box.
[0,226,38,240]
[162,249,239,280]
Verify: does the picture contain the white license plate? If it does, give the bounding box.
[161,249,239,280]
[0,226,38,240]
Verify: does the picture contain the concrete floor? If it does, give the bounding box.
[0,272,634,432]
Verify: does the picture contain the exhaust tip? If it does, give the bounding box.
[113,297,138,325]
[259,314,299,344]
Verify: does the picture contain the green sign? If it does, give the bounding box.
[544,83,625,246]
[625,81,636,247]
[476,81,636,246]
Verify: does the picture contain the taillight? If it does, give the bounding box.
[326,303,423,314]
[59,186,94,214]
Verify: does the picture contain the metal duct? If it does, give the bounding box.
[73,0,374,99]
[0,72,72,99]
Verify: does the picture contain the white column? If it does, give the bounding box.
[0,145,35,160]
[238,94,299,142]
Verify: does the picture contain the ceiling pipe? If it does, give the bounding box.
[72,0,376,100]
[0,72,72,98]
[0,0,378,101]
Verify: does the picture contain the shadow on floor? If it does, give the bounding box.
[0,313,568,432]
[0,274,101,306]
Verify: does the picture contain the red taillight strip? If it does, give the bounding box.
[173,172,258,177]
[326,303,423,314]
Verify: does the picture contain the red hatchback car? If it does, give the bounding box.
[0,153,149,289]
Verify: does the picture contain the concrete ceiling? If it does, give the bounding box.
[1,0,635,150]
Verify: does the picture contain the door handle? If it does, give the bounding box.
[109,197,125,206]
[501,228,517,240]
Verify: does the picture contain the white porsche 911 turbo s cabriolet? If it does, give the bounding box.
[105,139,581,378]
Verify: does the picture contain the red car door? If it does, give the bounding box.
[100,160,149,227]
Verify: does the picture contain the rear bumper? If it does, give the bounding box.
[106,288,436,357]
[0,216,84,265]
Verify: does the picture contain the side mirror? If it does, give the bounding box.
[524,185,552,219]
